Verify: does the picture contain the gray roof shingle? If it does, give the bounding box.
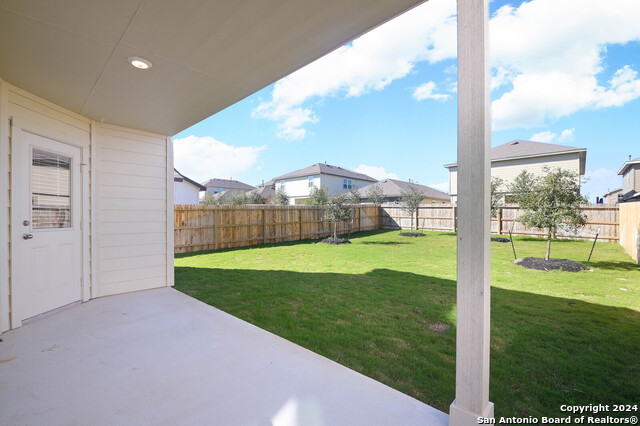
[444,140,587,168]
[357,179,449,200]
[272,163,377,182]
[202,178,255,191]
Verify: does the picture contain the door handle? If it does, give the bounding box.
[23,233,33,240]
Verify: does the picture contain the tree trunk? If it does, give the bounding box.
[411,211,414,233]
[333,222,337,241]
[546,233,552,260]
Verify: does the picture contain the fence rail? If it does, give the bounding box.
[380,203,619,242]
[174,204,380,253]
[175,203,622,253]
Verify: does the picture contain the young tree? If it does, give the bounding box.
[346,187,362,205]
[365,184,385,204]
[306,185,329,206]
[273,188,289,206]
[246,191,266,204]
[200,192,217,205]
[225,191,248,205]
[509,167,588,260]
[400,184,424,233]
[325,193,352,241]
[491,176,504,218]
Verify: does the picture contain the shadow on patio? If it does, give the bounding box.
[0,287,448,426]
[174,266,640,418]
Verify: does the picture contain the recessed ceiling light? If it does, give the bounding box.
[128,56,152,70]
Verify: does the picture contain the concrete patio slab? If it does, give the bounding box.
[0,288,448,426]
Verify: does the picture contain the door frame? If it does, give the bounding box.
[9,117,91,327]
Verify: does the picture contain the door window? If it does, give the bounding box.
[31,148,71,229]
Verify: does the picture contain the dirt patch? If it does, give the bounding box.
[426,322,450,333]
[399,232,425,238]
[515,257,586,272]
[319,238,351,245]
[491,237,511,243]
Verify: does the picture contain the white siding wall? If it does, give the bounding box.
[0,82,92,331]
[634,167,640,192]
[94,124,172,298]
[320,175,374,194]
[448,152,582,197]
[282,174,375,203]
[281,176,317,199]
[0,79,173,331]
[174,180,200,204]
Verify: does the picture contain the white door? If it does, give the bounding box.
[11,127,82,322]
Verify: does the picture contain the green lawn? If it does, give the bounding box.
[174,230,640,417]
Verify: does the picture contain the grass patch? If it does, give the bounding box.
[174,230,640,417]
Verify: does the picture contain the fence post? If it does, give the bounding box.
[213,208,218,250]
[358,207,361,232]
[299,207,303,240]
[452,205,457,232]
[262,206,267,245]
[497,208,502,235]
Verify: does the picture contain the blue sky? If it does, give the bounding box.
[174,0,640,201]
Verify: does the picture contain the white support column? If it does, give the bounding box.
[449,0,494,424]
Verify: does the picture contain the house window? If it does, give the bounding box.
[343,179,352,190]
[308,176,314,188]
[278,180,285,191]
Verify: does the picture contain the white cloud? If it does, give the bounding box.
[529,128,575,143]
[173,135,265,183]
[252,0,457,140]
[529,130,558,143]
[558,128,575,142]
[428,181,450,192]
[253,0,640,138]
[354,165,398,180]
[413,82,450,101]
[490,0,640,130]
[581,168,622,202]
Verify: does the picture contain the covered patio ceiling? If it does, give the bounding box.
[0,0,425,135]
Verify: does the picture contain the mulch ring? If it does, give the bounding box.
[319,237,351,245]
[399,232,425,237]
[515,257,586,272]
[491,237,511,243]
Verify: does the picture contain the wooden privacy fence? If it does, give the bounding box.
[381,203,620,242]
[174,204,380,253]
[619,201,640,263]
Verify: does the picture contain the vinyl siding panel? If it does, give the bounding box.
[491,153,581,191]
[174,180,201,204]
[448,153,581,196]
[95,124,169,297]
[0,81,172,330]
[634,167,640,192]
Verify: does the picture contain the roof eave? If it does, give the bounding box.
[444,148,587,171]
[618,160,640,175]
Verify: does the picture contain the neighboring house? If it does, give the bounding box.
[272,163,377,204]
[602,188,623,204]
[202,178,255,197]
[174,169,206,205]
[618,156,640,202]
[248,180,276,203]
[444,140,587,203]
[357,179,449,204]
